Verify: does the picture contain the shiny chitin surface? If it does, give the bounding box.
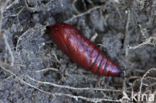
[47,23,122,76]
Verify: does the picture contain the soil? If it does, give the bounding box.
[0,0,156,103]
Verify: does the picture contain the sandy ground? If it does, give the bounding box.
[0,0,156,103]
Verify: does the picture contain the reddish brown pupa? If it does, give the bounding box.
[47,23,122,77]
